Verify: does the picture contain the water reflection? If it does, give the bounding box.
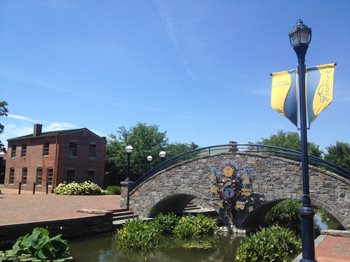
[69,234,243,262]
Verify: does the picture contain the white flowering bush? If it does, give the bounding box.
[54,181,103,195]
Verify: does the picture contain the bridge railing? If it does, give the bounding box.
[130,144,350,190]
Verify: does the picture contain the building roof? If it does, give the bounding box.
[7,128,105,142]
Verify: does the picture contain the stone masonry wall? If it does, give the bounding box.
[129,152,350,229]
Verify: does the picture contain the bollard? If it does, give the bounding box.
[18,182,22,195]
[46,182,49,194]
[32,182,36,194]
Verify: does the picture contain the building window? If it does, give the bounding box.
[88,144,96,157]
[43,142,50,156]
[36,167,42,185]
[69,142,77,156]
[66,169,75,183]
[87,170,95,182]
[11,145,16,158]
[9,168,15,184]
[21,144,27,157]
[21,168,28,185]
[47,168,54,186]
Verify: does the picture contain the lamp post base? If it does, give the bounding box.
[300,206,317,262]
[121,180,134,210]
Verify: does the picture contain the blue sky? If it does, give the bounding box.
[1,0,349,151]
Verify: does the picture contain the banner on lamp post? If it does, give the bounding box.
[271,63,335,128]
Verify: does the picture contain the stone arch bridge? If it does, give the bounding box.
[121,144,350,229]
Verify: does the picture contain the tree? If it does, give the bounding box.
[165,142,198,158]
[0,101,8,149]
[256,130,323,157]
[105,123,198,185]
[324,142,350,170]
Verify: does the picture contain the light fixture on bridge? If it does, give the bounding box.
[289,19,315,262]
[125,145,133,154]
[147,155,153,171]
[159,151,166,162]
[124,145,133,181]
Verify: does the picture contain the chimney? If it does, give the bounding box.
[33,124,42,137]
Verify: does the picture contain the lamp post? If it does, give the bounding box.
[0,151,4,184]
[125,145,133,182]
[289,19,316,262]
[147,155,153,171]
[159,151,166,162]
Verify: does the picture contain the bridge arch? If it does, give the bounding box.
[126,145,350,229]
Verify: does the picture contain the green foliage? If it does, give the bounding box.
[152,213,179,235]
[236,225,301,262]
[54,181,103,195]
[0,101,8,149]
[117,219,161,250]
[165,143,198,158]
[106,123,168,183]
[105,185,121,195]
[256,130,323,157]
[116,214,217,250]
[0,227,72,261]
[324,141,350,170]
[265,199,301,232]
[173,215,218,239]
[106,122,198,183]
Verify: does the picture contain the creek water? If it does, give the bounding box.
[69,210,341,262]
[69,233,243,262]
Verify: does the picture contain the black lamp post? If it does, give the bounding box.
[289,19,316,262]
[125,145,133,182]
[147,155,153,171]
[159,151,166,162]
[0,151,4,184]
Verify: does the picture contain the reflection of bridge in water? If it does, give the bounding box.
[120,144,350,230]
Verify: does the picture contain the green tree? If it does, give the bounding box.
[0,101,9,149]
[165,142,198,158]
[256,130,323,157]
[105,123,198,185]
[324,142,350,170]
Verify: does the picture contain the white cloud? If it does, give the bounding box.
[1,114,78,146]
[2,125,33,141]
[44,122,77,131]
[7,114,35,122]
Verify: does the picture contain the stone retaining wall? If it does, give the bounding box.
[0,212,113,249]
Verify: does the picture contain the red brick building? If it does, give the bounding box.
[4,124,106,191]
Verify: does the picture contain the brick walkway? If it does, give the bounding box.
[0,188,121,225]
[316,234,350,262]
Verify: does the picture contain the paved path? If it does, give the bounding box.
[0,188,121,225]
[315,233,350,262]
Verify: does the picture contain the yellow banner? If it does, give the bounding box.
[271,70,298,127]
[307,63,335,126]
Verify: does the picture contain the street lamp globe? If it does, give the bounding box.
[289,19,312,48]
[147,155,153,162]
[125,145,133,154]
[159,151,166,159]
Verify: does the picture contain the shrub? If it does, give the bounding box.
[117,219,161,250]
[265,199,301,231]
[152,213,179,235]
[54,181,103,195]
[0,227,72,261]
[173,215,218,239]
[235,225,301,262]
[105,185,121,195]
